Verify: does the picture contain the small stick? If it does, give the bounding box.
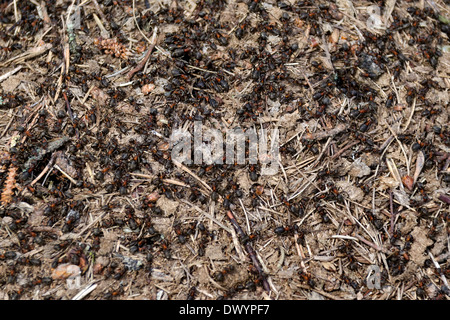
[92,0,108,22]
[162,178,189,188]
[72,282,98,300]
[13,0,19,23]
[81,84,95,105]
[0,112,17,138]
[403,97,416,132]
[61,211,109,241]
[0,43,52,67]
[40,1,51,27]
[29,164,52,188]
[28,152,58,187]
[294,233,307,271]
[187,64,218,74]
[330,140,359,160]
[389,189,396,237]
[53,61,65,102]
[331,235,359,241]
[386,123,410,176]
[427,251,450,291]
[132,0,153,44]
[310,137,332,168]
[129,172,152,179]
[226,210,248,242]
[226,210,270,292]
[127,28,159,80]
[379,135,394,152]
[93,13,109,38]
[31,226,61,235]
[180,200,232,233]
[92,0,109,38]
[386,157,402,187]
[353,234,389,253]
[0,65,22,83]
[276,246,285,270]
[20,103,44,145]
[172,159,212,194]
[238,198,251,234]
[62,91,74,122]
[303,123,347,141]
[84,162,94,183]
[438,194,450,205]
[227,13,248,35]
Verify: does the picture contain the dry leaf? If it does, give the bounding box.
[90,86,109,105]
[335,181,364,202]
[379,176,400,190]
[386,157,402,185]
[142,83,155,95]
[330,28,340,44]
[157,142,170,151]
[402,175,414,191]
[410,227,434,266]
[321,261,337,272]
[51,263,81,279]
[156,196,180,216]
[54,152,78,178]
[413,151,425,184]
[348,157,371,178]
[93,263,104,275]
[146,192,160,202]
[393,189,410,207]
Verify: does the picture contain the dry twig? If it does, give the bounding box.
[127,28,159,80]
[303,123,347,141]
[226,210,271,293]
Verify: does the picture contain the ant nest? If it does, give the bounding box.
[93,37,131,60]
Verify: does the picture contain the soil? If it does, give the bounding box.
[0,0,449,300]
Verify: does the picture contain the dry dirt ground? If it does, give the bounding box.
[0,0,449,300]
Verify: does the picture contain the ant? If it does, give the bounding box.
[274,224,299,236]
[213,265,235,282]
[298,271,316,288]
[187,286,197,300]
